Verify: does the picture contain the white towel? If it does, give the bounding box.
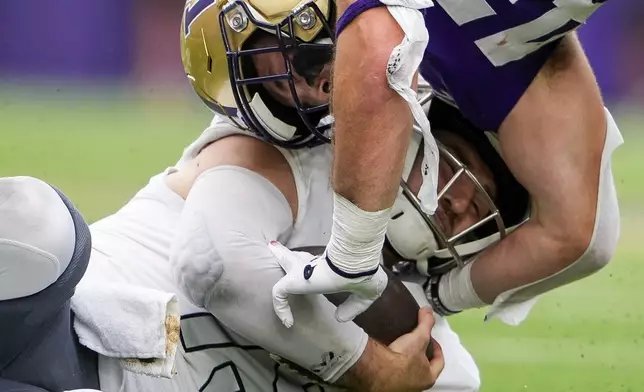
[71,281,180,379]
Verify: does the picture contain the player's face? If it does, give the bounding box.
[407,131,497,237]
[250,34,332,109]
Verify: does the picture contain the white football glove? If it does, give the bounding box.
[270,241,388,328]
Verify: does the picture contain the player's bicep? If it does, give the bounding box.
[170,166,293,309]
[498,36,603,224]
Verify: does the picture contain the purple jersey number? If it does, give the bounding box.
[419,0,607,130]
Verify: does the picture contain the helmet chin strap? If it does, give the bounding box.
[249,93,298,141]
[387,131,439,261]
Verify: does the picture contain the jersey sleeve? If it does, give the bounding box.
[171,166,368,383]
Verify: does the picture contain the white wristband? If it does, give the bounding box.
[437,261,487,311]
[326,192,392,274]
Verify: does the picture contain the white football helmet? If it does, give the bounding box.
[386,83,530,276]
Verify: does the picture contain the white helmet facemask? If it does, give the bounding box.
[386,89,528,275]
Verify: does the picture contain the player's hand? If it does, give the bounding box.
[269,241,388,328]
[388,307,445,391]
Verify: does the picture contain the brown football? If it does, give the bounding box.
[293,246,434,360]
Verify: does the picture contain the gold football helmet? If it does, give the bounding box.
[180,0,335,148]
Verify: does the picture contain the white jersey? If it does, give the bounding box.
[82,115,480,392]
[83,116,340,392]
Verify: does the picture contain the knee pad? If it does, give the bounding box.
[0,177,76,300]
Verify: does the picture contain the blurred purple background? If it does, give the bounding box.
[0,0,642,104]
[0,0,185,88]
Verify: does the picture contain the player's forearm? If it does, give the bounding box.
[435,219,588,312]
[469,161,619,305]
[337,338,388,391]
[331,7,412,211]
[469,221,580,303]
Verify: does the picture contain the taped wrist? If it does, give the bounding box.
[326,192,391,276]
[423,275,460,316]
[336,0,385,38]
[436,261,486,312]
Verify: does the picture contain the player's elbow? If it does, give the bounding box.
[545,200,619,274]
[170,221,226,308]
[555,222,595,268]
[556,231,612,274]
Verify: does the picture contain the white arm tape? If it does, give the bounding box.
[171,166,367,382]
[327,192,392,274]
[437,260,487,312]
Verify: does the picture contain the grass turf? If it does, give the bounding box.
[1,92,642,391]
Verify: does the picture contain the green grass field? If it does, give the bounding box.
[2,90,643,392]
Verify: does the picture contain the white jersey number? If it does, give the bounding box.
[435,0,604,66]
[180,313,316,392]
[181,313,257,392]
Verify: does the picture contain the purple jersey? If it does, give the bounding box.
[418,0,607,131]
